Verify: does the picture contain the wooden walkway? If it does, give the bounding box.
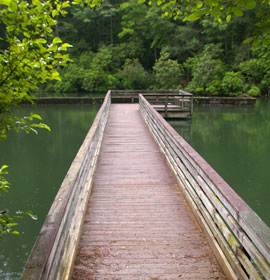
[71,104,225,280]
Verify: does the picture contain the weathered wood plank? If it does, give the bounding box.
[20,91,111,280]
[139,94,270,279]
[141,104,270,278]
[140,100,247,279]
[72,103,225,280]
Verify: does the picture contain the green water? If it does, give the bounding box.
[1,100,270,279]
[170,98,270,227]
[0,104,99,279]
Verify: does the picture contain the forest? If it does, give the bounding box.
[42,0,270,97]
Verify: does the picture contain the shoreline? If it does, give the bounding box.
[21,95,257,106]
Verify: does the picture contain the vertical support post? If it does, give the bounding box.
[191,95,193,116]
[165,95,168,117]
[181,96,184,110]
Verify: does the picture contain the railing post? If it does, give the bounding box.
[165,95,168,116]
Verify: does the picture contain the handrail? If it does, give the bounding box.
[110,89,192,95]
[20,91,111,280]
[139,94,270,280]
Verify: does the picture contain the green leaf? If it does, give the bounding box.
[226,14,231,22]
[29,113,42,121]
[237,0,245,7]
[0,0,11,7]
[52,37,62,44]
[34,38,47,44]
[243,36,254,44]
[195,1,203,9]
[28,213,38,221]
[23,32,30,38]
[0,165,8,171]
[186,9,207,21]
[245,0,256,10]
[9,0,17,11]
[51,70,61,81]
[52,10,58,18]
[232,6,243,17]
[31,123,51,132]
[49,44,58,52]
[59,43,73,51]
[62,1,70,8]
[23,211,38,220]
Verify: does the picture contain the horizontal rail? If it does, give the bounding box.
[20,91,111,280]
[110,89,192,96]
[139,94,270,280]
[143,94,193,119]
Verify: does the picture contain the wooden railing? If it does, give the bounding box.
[20,91,111,280]
[143,91,193,119]
[139,94,270,280]
[110,89,192,104]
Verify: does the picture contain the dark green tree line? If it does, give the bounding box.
[44,0,270,96]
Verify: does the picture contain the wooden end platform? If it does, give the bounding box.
[72,104,226,280]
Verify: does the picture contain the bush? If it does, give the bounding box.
[184,44,226,95]
[206,80,222,96]
[261,70,270,95]
[82,69,120,92]
[48,63,84,93]
[247,85,261,96]
[117,59,152,89]
[239,58,267,84]
[221,71,244,96]
[153,52,184,89]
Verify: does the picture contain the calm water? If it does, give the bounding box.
[170,98,270,227]
[1,100,270,279]
[0,104,99,279]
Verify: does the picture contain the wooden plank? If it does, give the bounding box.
[139,94,270,279]
[142,103,270,278]
[20,91,111,280]
[72,103,226,280]
[142,94,270,258]
[140,101,247,279]
[162,126,270,264]
[141,93,270,276]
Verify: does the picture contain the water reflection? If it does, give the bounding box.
[170,99,270,227]
[0,104,99,279]
[169,120,192,143]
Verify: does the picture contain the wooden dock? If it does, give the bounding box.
[20,91,270,280]
[111,90,193,119]
[71,104,225,279]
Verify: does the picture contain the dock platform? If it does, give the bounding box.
[71,104,225,279]
[20,91,270,280]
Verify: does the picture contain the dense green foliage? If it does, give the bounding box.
[43,0,270,97]
[0,0,101,235]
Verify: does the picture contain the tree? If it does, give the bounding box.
[184,44,226,95]
[0,0,102,235]
[221,71,245,96]
[153,50,184,89]
[117,58,152,89]
[144,0,270,44]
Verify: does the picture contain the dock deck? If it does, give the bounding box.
[72,104,225,280]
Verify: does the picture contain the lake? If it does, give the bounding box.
[0,99,269,279]
[170,98,270,227]
[0,104,100,279]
